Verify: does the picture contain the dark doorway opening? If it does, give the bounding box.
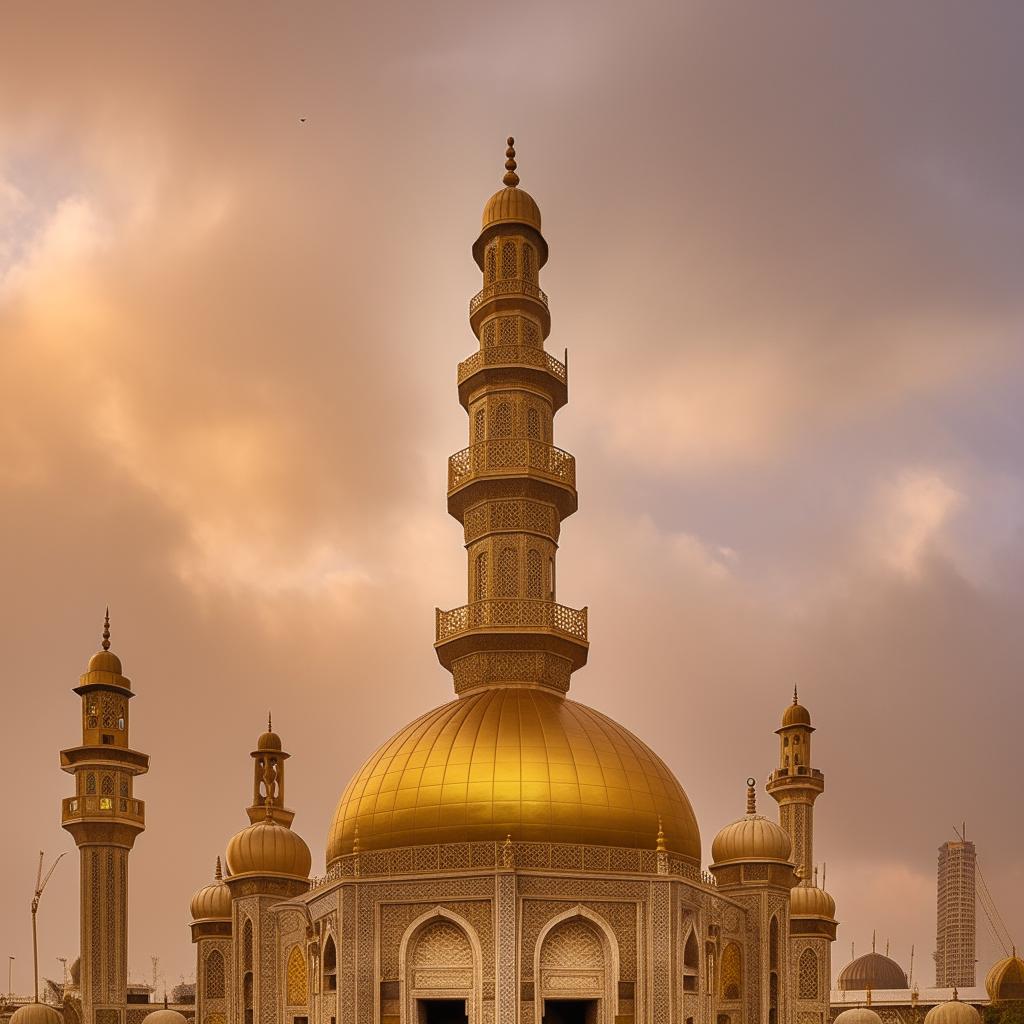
[417,999,468,1024]
[542,999,599,1024]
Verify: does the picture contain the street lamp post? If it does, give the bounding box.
[8,956,14,1000]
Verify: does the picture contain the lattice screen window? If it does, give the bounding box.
[482,321,496,348]
[720,942,742,999]
[286,945,308,1006]
[527,407,541,440]
[205,949,226,998]
[526,549,543,598]
[101,775,113,796]
[523,244,535,282]
[86,773,96,795]
[206,1014,227,1024]
[474,407,485,444]
[798,947,819,999]
[242,918,253,972]
[501,240,517,278]
[497,546,518,598]
[485,245,497,284]
[493,402,512,438]
[119,777,129,798]
[522,318,540,348]
[499,316,517,346]
[474,552,488,602]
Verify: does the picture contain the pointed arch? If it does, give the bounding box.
[322,933,337,992]
[286,944,308,1006]
[798,946,819,999]
[204,948,225,999]
[720,942,742,1000]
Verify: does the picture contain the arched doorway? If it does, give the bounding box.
[400,911,481,1024]
[536,914,616,1024]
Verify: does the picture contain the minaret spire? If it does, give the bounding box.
[434,139,588,696]
[102,607,111,650]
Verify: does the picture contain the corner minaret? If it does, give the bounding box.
[245,713,294,827]
[60,612,149,1024]
[434,137,588,695]
[766,687,824,877]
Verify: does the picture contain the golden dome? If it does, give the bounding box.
[711,780,793,865]
[257,713,282,751]
[190,858,231,921]
[833,1011,882,1024]
[226,815,311,880]
[837,951,909,991]
[481,137,541,232]
[88,650,123,674]
[10,1006,63,1024]
[790,882,836,919]
[782,686,811,727]
[924,994,982,1024]
[141,1012,187,1024]
[326,687,700,866]
[986,951,1024,1002]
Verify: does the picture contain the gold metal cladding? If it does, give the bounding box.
[325,687,701,864]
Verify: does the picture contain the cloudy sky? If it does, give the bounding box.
[2,1,1022,993]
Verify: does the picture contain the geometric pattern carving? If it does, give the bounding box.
[206,1015,227,1024]
[720,942,742,999]
[541,921,603,969]
[286,945,307,1006]
[798,947,818,1000]
[205,949,226,999]
[451,651,572,695]
[412,922,473,967]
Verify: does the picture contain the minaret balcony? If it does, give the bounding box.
[469,278,551,336]
[62,794,145,826]
[457,346,568,411]
[435,598,589,671]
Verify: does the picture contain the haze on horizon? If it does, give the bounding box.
[1,0,1022,993]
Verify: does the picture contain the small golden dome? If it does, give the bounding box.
[833,1011,882,1024]
[790,882,836,919]
[226,814,311,880]
[986,951,1024,1002]
[257,713,282,751]
[190,857,231,921]
[481,137,541,232]
[711,780,793,865]
[782,686,811,727]
[838,951,909,991]
[10,1005,64,1024]
[327,687,700,865]
[141,1012,187,1024]
[924,993,982,1024]
[88,650,123,673]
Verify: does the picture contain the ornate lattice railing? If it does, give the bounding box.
[448,440,575,490]
[469,278,548,315]
[308,840,707,891]
[62,795,145,825]
[435,599,588,643]
[457,346,567,385]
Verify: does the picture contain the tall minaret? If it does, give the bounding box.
[766,687,825,877]
[434,137,589,694]
[60,613,149,1024]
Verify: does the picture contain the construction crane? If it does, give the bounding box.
[31,852,66,1004]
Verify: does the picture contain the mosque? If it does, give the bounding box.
[10,141,1022,1024]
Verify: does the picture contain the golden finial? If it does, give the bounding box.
[793,684,799,704]
[872,930,877,953]
[814,865,819,886]
[952,987,959,1001]
[268,711,273,732]
[886,939,890,957]
[102,607,111,651]
[866,984,873,1007]
[656,817,667,853]
[214,856,223,881]
[502,136,520,188]
[263,798,275,822]
[746,777,757,815]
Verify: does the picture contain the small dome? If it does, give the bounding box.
[711,781,792,865]
[88,650,123,674]
[226,816,310,880]
[833,1011,882,1024]
[924,994,982,1024]
[190,859,231,922]
[837,951,909,991]
[482,187,541,232]
[986,952,1024,1002]
[11,1005,64,1024]
[141,1011,187,1024]
[790,882,836,919]
[782,701,811,727]
[257,731,281,752]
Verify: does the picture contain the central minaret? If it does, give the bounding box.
[434,138,589,694]
[60,614,149,1024]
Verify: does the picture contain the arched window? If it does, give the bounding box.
[485,245,497,284]
[322,935,337,992]
[101,775,113,796]
[798,947,819,999]
[493,402,512,438]
[720,942,742,1000]
[286,945,308,1006]
[474,551,488,602]
[474,407,485,444]
[526,407,541,440]
[205,949,225,999]
[526,549,543,599]
[769,915,779,971]
[683,929,699,992]
[242,918,253,972]
[243,973,253,1024]
[523,244,535,282]
[86,774,96,795]
[497,547,518,598]
[500,241,516,279]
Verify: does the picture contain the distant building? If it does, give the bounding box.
[935,838,976,988]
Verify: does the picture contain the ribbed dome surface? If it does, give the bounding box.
[190,876,231,921]
[141,1012,188,1024]
[11,1005,63,1024]
[482,187,542,232]
[782,701,811,726]
[924,998,982,1023]
[833,1011,882,1024]
[257,730,282,751]
[226,818,311,880]
[838,951,909,991]
[986,953,1024,1002]
[790,883,836,919]
[327,688,700,865]
[712,814,792,864]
